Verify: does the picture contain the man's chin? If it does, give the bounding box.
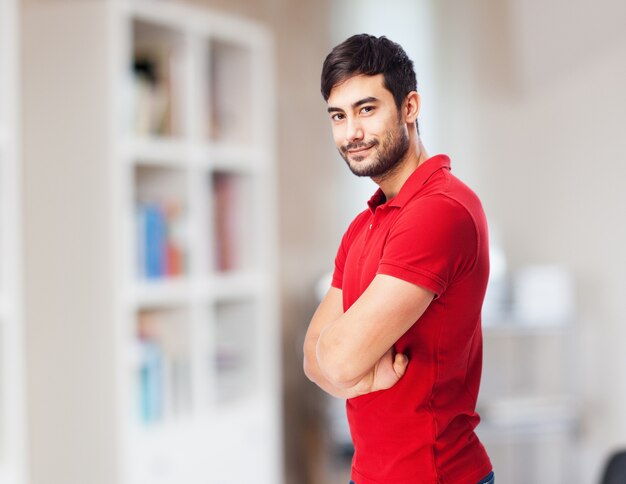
[348,162,376,178]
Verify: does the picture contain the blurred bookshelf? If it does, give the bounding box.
[0,0,26,482]
[477,245,581,483]
[23,2,281,483]
[477,320,581,484]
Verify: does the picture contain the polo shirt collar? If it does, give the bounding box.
[367,154,451,212]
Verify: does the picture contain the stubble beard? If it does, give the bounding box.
[339,122,410,181]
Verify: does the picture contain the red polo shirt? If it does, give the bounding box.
[331,155,492,484]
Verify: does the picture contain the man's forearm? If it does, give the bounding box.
[303,287,363,398]
[305,331,407,399]
[303,333,365,399]
[303,286,406,398]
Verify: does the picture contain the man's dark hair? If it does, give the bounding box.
[321,34,419,132]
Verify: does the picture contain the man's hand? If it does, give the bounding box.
[353,348,409,395]
[314,275,433,390]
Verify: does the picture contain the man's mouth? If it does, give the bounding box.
[344,142,377,155]
[349,146,372,154]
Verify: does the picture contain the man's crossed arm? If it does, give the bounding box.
[303,274,435,399]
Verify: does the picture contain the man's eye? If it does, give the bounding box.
[331,113,345,121]
[361,106,375,114]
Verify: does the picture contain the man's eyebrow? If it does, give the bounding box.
[327,96,380,113]
[353,96,379,108]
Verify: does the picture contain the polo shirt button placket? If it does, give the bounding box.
[362,219,375,251]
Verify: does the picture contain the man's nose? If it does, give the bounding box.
[346,117,364,143]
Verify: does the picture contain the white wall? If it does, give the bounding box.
[21,6,118,484]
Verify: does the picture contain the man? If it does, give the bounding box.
[303,34,494,484]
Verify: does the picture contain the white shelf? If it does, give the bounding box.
[483,321,572,336]
[480,420,578,439]
[128,273,264,307]
[207,272,264,300]
[130,279,193,307]
[124,137,189,167]
[23,2,281,484]
[479,317,580,483]
[203,143,263,173]
[129,273,263,305]
[478,395,579,431]
[122,140,264,173]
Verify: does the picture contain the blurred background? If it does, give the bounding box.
[0,0,625,483]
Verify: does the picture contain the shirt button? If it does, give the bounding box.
[369,224,373,230]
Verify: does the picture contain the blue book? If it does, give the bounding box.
[139,339,164,423]
[143,203,166,278]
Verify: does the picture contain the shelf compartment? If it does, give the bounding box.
[131,279,193,308]
[209,170,258,274]
[191,143,261,174]
[210,298,259,405]
[134,165,189,281]
[130,19,187,139]
[124,137,189,167]
[211,272,261,301]
[135,306,193,425]
[206,39,253,145]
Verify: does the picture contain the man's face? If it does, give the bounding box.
[327,74,409,179]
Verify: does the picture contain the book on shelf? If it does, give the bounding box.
[136,200,185,280]
[131,40,183,137]
[137,309,192,424]
[212,172,253,272]
[138,337,164,423]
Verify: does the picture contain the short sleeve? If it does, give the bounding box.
[331,232,348,289]
[377,196,478,296]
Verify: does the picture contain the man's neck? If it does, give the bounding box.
[374,138,428,200]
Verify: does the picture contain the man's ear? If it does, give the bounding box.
[403,91,421,124]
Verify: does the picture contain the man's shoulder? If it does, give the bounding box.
[407,170,485,219]
[397,178,487,242]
